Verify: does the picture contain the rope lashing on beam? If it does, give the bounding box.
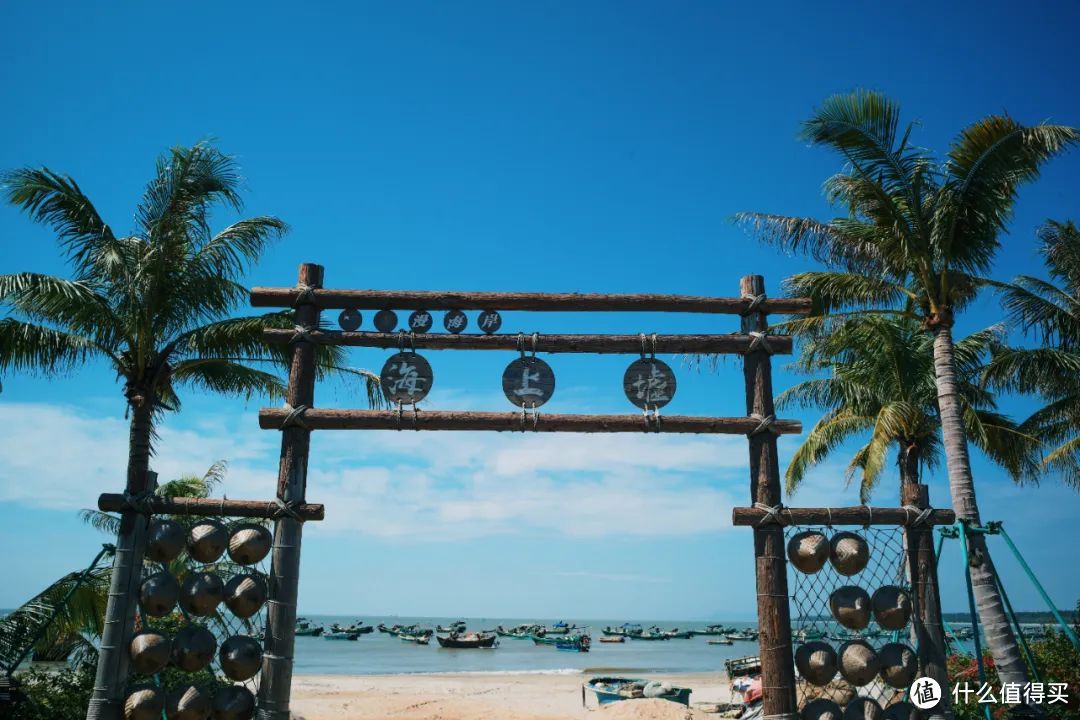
[279,403,310,430]
[120,490,156,514]
[901,505,934,527]
[748,412,779,436]
[270,498,304,521]
[292,283,316,307]
[289,324,317,344]
[753,502,788,527]
[748,330,774,354]
[741,292,767,315]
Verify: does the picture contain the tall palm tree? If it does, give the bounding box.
[780,316,1038,503]
[985,220,1080,487]
[737,90,1076,692]
[0,143,381,718]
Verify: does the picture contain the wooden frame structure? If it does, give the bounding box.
[242,264,816,718]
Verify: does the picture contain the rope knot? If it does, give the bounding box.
[753,502,787,527]
[741,292,767,315]
[121,490,156,515]
[293,284,317,307]
[290,324,317,345]
[902,504,934,527]
[271,498,303,521]
[280,403,310,430]
[747,330,773,355]
[748,412,779,436]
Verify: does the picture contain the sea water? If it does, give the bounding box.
[291,617,762,675]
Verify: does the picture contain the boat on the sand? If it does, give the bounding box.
[583,677,691,707]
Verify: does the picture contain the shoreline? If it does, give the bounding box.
[291,670,738,719]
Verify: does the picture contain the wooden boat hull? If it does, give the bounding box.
[584,677,691,707]
[436,634,497,648]
[324,632,358,641]
[599,636,625,643]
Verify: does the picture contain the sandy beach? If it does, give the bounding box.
[291,672,738,720]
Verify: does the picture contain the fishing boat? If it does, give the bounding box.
[496,623,541,638]
[601,623,643,637]
[555,635,591,652]
[324,631,359,641]
[725,630,756,642]
[662,629,692,639]
[400,631,432,645]
[690,624,732,637]
[632,629,669,641]
[599,635,625,644]
[583,677,691,707]
[707,638,734,645]
[295,619,324,636]
[436,621,467,633]
[546,621,573,635]
[724,656,762,678]
[436,632,497,649]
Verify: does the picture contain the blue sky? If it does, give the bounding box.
[1,1,1079,620]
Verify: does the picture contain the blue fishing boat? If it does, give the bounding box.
[583,677,691,707]
[555,635,591,652]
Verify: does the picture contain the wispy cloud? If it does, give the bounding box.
[0,402,749,541]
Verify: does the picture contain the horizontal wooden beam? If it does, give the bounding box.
[259,408,802,435]
[731,506,956,527]
[97,494,325,521]
[250,287,812,316]
[261,329,793,355]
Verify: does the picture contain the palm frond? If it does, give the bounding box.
[0,318,104,377]
[78,509,121,535]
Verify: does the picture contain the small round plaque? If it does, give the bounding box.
[502,357,555,408]
[443,310,468,334]
[477,310,502,335]
[338,309,362,331]
[623,358,676,410]
[408,310,433,333]
[374,309,398,333]
[380,352,433,404]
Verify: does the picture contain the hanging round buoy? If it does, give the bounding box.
[172,624,217,672]
[477,310,502,334]
[223,573,267,619]
[129,630,172,675]
[211,686,256,720]
[228,524,272,565]
[443,310,468,334]
[794,640,837,686]
[165,684,211,720]
[829,585,871,630]
[124,687,164,720]
[379,352,433,404]
[146,519,186,563]
[502,356,555,408]
[407,310,433,333]
[338,308,362,331]
[374,309,398,333]
[786,530,830,574]
[837,640,879,686]
[187,520,228,563]
[139,572,178,617]
[622,358,676,410]
[802,698,843,720]
[842,697,882,720]
[219,635,263,681]
[871,585,912,630]
[877,643,918,688]
[829,531,869,576]
[180,571,224,616]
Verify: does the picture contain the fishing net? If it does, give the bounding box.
[785,525,917,710]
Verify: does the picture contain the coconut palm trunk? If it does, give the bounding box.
[932,324,1029,690]
[87,396,156,720]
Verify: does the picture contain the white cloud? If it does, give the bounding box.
[0,402,749,540]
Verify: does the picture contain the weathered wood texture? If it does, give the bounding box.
[903,482,951,718]
[260,329,794,355]
[258,408,802,435]
[97,494,325,521]
[731,505,956,527]
[250,287,813,315]
[742,275,797,718]
[257,263,322,720]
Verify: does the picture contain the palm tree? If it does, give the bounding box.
[737,90,1076,693]
[985,220,1080,487]
[0,143,381,718]
[780,316,1038,502]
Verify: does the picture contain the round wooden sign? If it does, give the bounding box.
[380,352,433,404]
[477,310,502,334]
[338,309,362,331]
[502,357,555,408]
[408,310,433,333]
[374,309,398,333]
[623,358,676,409]
[443,310,468,334]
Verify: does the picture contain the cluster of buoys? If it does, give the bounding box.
[125,519,273,719]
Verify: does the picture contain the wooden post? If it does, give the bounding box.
[741,275,797,716]
[256,263,323,720]
[903,482,952,719]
